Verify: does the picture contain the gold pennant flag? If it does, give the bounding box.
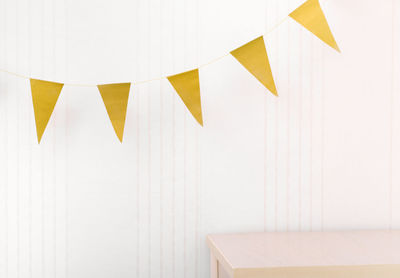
[97,83,131,142]
[230,36,278,96]
[289,0,340,52]
[30,79,64,143]
[167,69,203,126]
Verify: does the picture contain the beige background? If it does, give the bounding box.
[0,0,399,277]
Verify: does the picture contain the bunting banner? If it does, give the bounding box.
[167,69,203,126]
[97,83,131,142]
[289,0,340,52]
[30,79,64,143]
[230,36,278,96]
[2,0,339,143]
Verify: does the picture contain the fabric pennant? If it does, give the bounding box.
[230,36,278,96]
[97,83,131,142]
[30,78,64,143]
[289,0,340,52]
[167,69,203,126]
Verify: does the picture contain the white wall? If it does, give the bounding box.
[1,0,400,277]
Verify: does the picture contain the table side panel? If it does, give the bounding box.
[234,265,400,278]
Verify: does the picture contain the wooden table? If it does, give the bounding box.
[207,230,400,278]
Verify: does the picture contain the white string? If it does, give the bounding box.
[0,15,289,87]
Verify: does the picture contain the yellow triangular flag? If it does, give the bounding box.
[230,36,278,96]
[167,69,203,126]
[97,83,131,142]
[30,78,64,143]
[289,0,340,52]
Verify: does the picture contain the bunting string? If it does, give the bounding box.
[0,0,339,143]
[0,16,290,87]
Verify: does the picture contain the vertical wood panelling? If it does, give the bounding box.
[64,1,69,277]
[0,0,399,278]
[1,2,8,278]
[392,0,400,230]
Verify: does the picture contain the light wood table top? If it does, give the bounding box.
[207,230,400,278]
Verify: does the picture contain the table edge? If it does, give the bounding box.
[233,264,400,278]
